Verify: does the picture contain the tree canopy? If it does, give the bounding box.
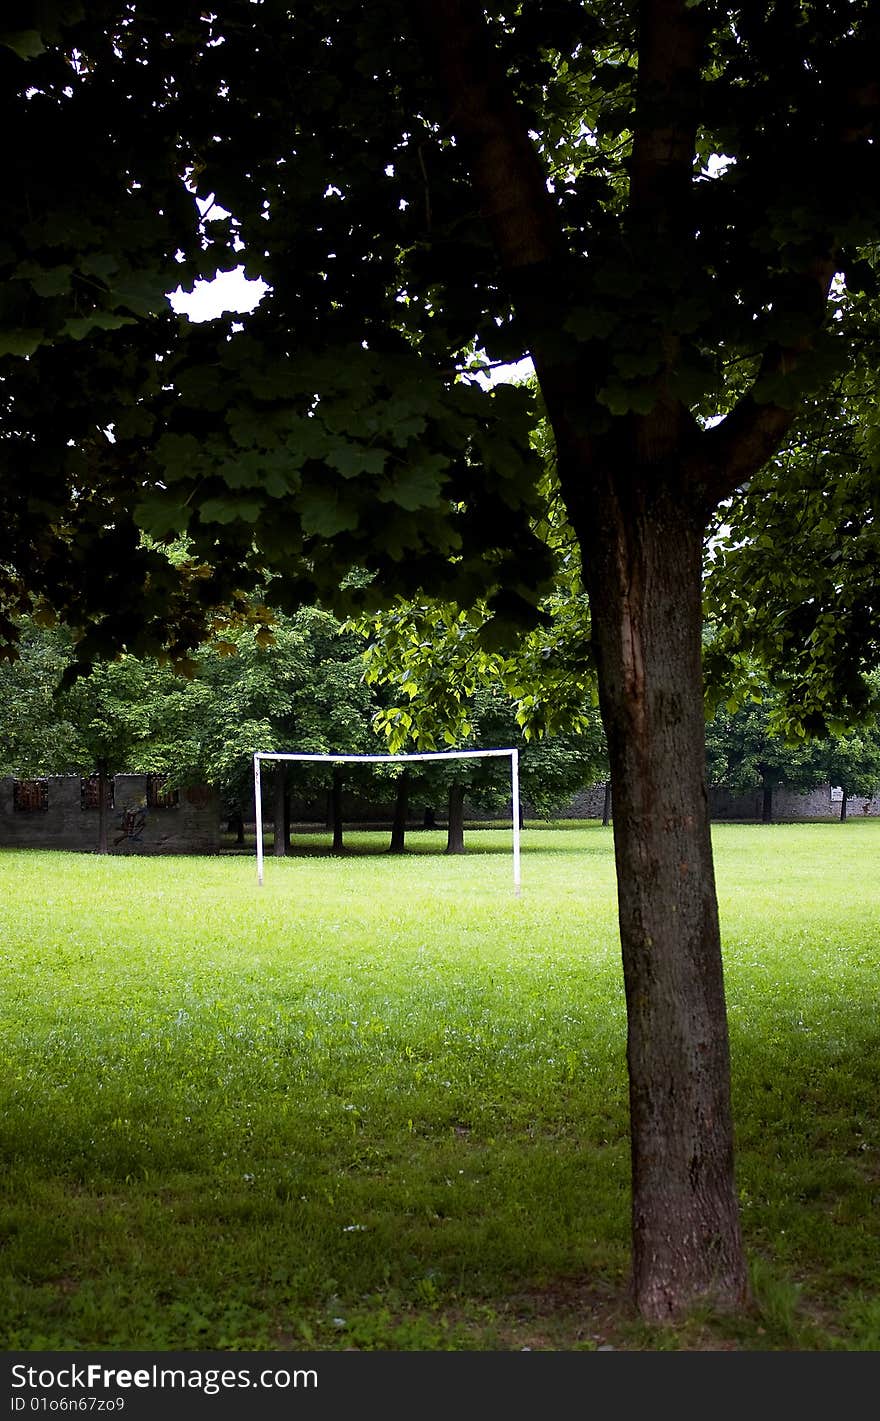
[704,291,880,734]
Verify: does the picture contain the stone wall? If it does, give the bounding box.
[481,780,880,823]
[708,783,880,821]
[0,776,221,854]
[285,778,880,825]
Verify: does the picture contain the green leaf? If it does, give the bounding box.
[382,401,428,447]
[199,497,263,525]
[14,262,73,298]
[79,252,121,284]
[0,329,43,357]
[326,443,388,479]
[62,313,136,340]
[1,29,45,59]
[112,271,167,317]
[156,432,205,477]
[377,459,446,511]
[596,381,657,416]
[133,498,188,540]
[114,406,155,440]
[299,491,360,537]
[563,307,617,341]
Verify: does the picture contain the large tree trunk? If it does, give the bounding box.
[414,0,750,1324]
[445,783,465,854]
[273,761,287,857]
[389,770,410,853]
[581,482,748,1322]
[331,767,344,853]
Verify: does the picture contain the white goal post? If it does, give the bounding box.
[253,748,521,894]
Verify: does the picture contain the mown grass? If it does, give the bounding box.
[0,822,877,1351]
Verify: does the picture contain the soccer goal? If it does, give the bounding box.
[252,748,522,894]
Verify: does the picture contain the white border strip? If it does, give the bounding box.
[253,749,521,895]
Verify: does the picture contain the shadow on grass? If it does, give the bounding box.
[237,823,616,860]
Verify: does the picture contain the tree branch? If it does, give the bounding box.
[412,1,565,278]
[413,2,593,486]
[698,258,838,511]
[697,29,880,511]
[628,0,705,231]
[624,1,706,470]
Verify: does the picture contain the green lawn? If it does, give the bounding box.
[0,822,878,1351]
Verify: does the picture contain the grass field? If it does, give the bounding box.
[0,822,878,1351]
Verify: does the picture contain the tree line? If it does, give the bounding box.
[3,610,878,856]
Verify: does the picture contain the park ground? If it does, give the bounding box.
[0,821,878,1351]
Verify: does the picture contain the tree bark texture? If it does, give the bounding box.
[445,782,465,854]
[760,773,774,825]
[602,779,613,828]
[273,761,287,857]
[331,767,344,853]
[578,480,748,1320]
[389,770,410,853]
[415,0,756,1321]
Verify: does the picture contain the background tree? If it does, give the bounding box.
[705,698,823,824]
[704,291,880,737]
[194,605,377,853]
[705,678,880,822]
[0,619,81,774]
[363,594,607,850]
[0,618,208,850]
[813,724,880,820]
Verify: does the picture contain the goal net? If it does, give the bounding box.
[253,748,521,894]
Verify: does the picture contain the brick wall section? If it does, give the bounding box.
[0,776,221,853]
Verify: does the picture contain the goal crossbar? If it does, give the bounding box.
[253,749,521,893]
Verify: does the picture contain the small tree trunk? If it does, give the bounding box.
[579,478,748,1322]
[228,807,245,845]
[331,767,344,853]
[97,759,110,855]
[423,806,437,829]
[602,778,612,827]
[445,783,466,854]
[839,787,848,823]
[760,772,774,824]
[273,761,287,857]
[389,770,410,853]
